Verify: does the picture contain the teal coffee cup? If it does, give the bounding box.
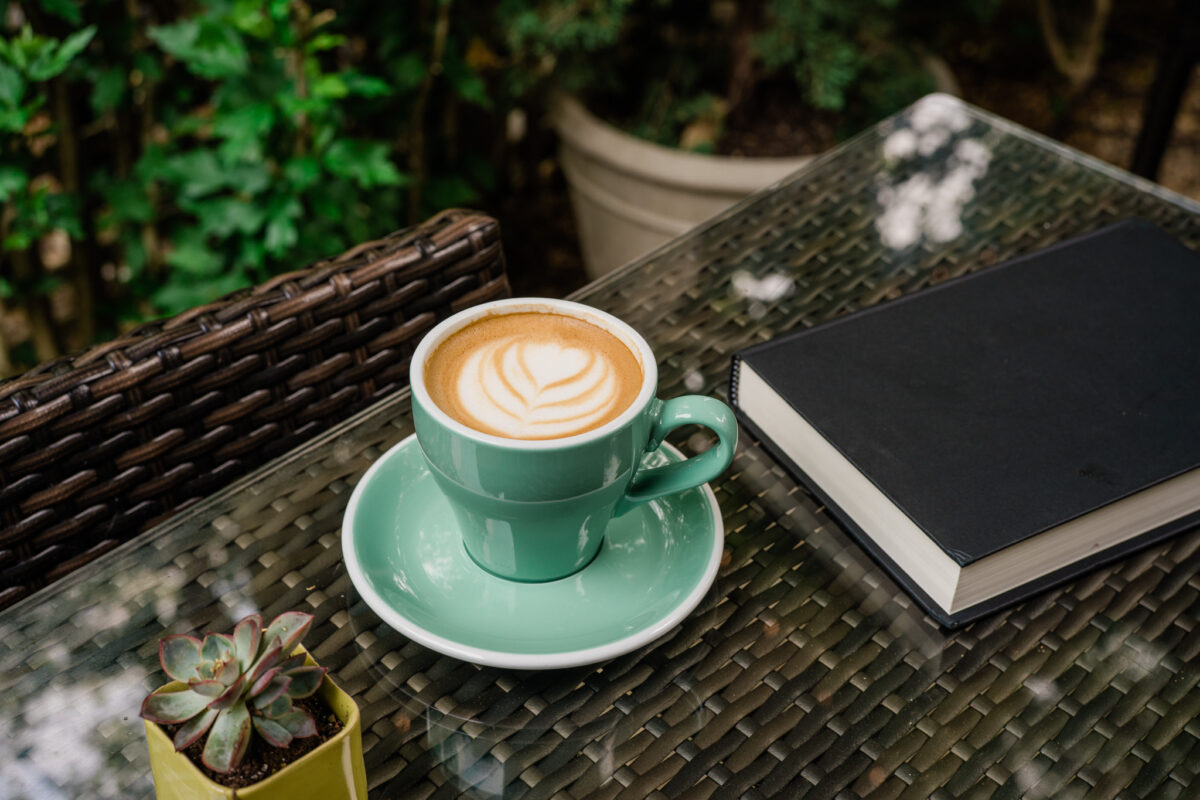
[410,297,737,582]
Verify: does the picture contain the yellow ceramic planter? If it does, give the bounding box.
[144,649,367,800]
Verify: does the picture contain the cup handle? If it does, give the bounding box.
[614,396,738,516]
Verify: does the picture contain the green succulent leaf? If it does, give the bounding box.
[249,666,280,697]
[282,666,325,699]
[245,639,283,687]
[275,653,307,673]
[211,654,241,686]
[200,633,235,664]
[274,709,317,739]
[252,675,291,709]
[159,635,203,682]
[233,614,263,671]
[264,694,292,718]
[208,673,248,711]
[187,679,225,698]
[251,715,293,748]
[172,707,219,751]
[140,686,210,724]
[263,612,313,655]
[202,700,251,773]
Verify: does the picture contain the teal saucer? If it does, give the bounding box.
[342,434,723,669]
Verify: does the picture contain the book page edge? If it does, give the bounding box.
[736,361,962,613]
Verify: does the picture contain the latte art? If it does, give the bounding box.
[425,311,643,440]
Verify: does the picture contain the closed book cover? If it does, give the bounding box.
[730,219,1200,627]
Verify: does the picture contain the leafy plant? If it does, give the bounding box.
[0,17,97,371]
[139,611,326,773]
[498,0,938,149]
[754,0,918,113]
[0,0,503,377]
[120,1,408,315]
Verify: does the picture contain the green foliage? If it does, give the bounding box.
[755,0,897,112]
[0,23,93,258]
[0,0,974,375]
[497,0,942,149]
[121,1,411,314]
[0,0,502,374]
[497,0,630,94]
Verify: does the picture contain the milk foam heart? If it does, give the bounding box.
[424,311,643,440]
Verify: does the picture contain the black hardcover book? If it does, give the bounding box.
[729,220,1200,627]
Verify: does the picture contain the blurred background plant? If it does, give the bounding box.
[508,0,963,154]
[0,0,1187,377]
[0,0,506,376]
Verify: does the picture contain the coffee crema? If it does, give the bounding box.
[424,311,643,440]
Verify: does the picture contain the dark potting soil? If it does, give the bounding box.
[716,81,841,158]
[160,695,344,789]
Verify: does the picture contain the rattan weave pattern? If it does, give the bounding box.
[3,96,1200,799]
[0,209,509,608]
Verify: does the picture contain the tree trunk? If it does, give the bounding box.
[408,0,453,223]
[53,78,96,352]
[10,248,60,364]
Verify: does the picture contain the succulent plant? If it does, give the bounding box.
[140,611,327,773]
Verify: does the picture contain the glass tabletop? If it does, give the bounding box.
[4,94,1200,800]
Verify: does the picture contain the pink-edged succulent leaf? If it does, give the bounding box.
[251,715,293,748]
[262,694,292,719]
[202,700,251,774]
[210,653,241,687]
[172,707,219,751]
[232,614,263,671]
[252,675,291,710]
[210,661,231,686]
[187,679,225,698]
[249,666,280,697]
[263,612,313,655]
[275,652,306,674]
[207,673,247,711]
[200,633,235,664]
[159,635,203,683]
[140,686,210,724]
[245,639,283,687]
[274,708,318,739]
[282,665,325,699]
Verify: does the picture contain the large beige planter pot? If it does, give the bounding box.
[550,93,814,278]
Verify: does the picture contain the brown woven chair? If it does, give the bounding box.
[0,208,509,608]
